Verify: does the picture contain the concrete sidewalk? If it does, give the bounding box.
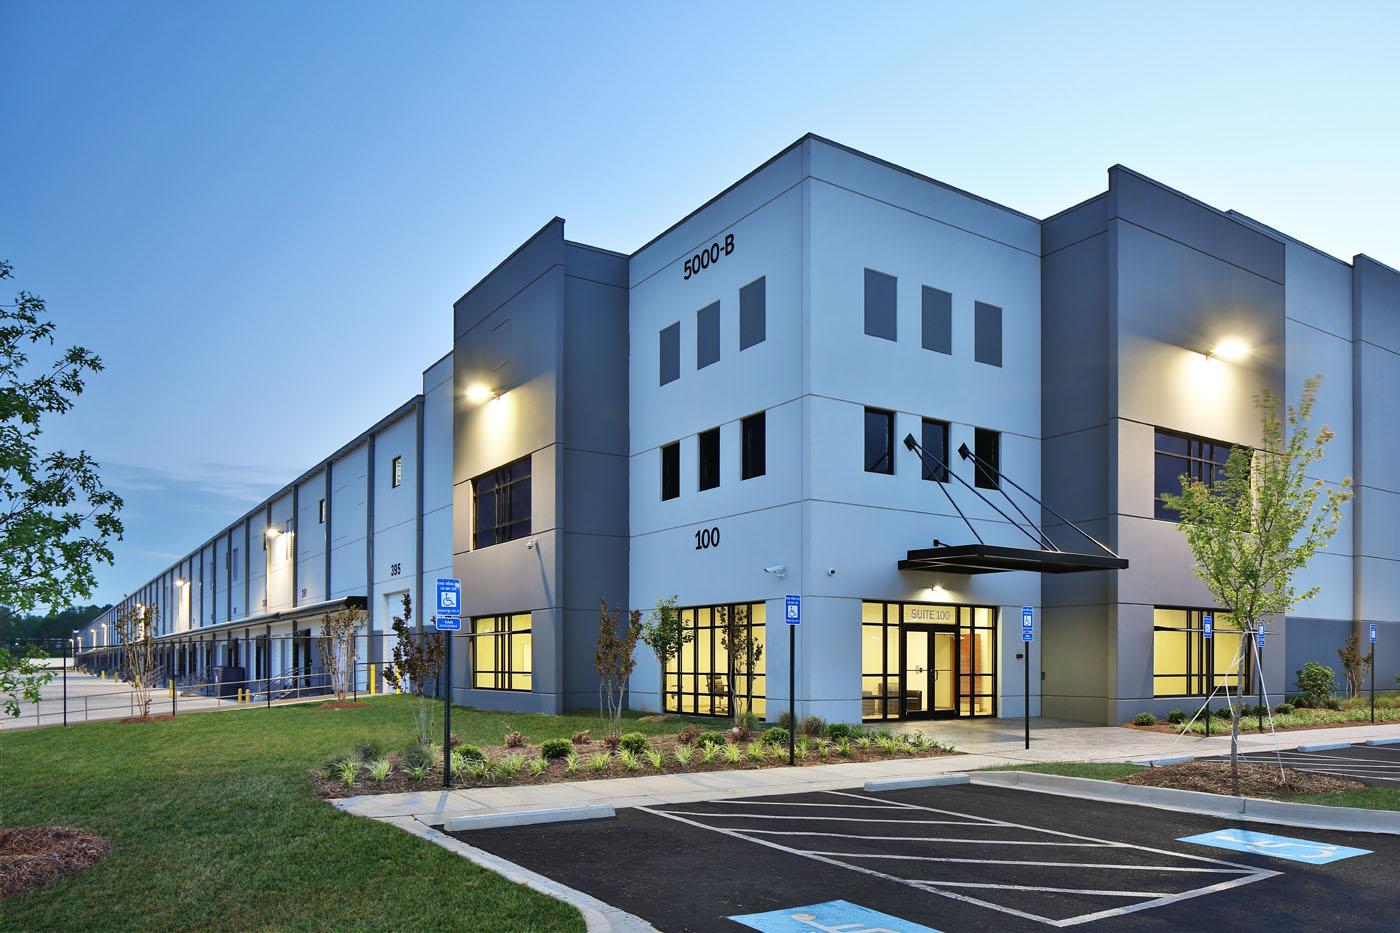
[332,718,1400,826]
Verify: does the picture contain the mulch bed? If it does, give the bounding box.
[117,714,174,724]
[1125,713,1400,736]
[1117,760,1364,798]
[312,733,959,799]
[318,702,369,710]
[0,826,111,898]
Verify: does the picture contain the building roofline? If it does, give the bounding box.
[1225,210,1353,269]
[452,216,565,309]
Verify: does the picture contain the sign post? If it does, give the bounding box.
[437,578,462,787]
[1256,624,1266,733]
[1021,607,1034,750]
[785,595,800,767]
[1370,623,1378,723]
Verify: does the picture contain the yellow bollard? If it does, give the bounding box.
[370,664,376,696]
[169,681,174,698]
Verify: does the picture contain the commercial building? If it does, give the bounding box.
[80,135,1400,725]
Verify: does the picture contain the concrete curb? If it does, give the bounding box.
[863,775,971,792]
[1364,737,1400,747]
[443,805,615,832]
[969,771,1400,834]
[379,815,658,933]
[1296,741,1353,753]
[1130,755,1194,767]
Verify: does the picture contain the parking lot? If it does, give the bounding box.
[1200,741,1400,787]
[449,783,1398,931]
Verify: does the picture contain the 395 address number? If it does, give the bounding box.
[682,234,734,280]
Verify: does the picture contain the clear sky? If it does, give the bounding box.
[4,1,1397,607]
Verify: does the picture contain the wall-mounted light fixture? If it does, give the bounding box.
[1207,339,1249,362]
[466,384,499,404]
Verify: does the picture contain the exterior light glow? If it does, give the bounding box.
[265,528,281,538]
[466,384,498,403]
[1208,339,1248,361]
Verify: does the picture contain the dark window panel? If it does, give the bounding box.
[473,455,531,549]
[864,269,897,341]
[974,301,1002,367]
[697,301,720,369]
[973,427,999,489]
[921,286,952,355]
[661,442,680,501]
[864,408,894,474]
[740,277,766,350]
[741,411,765,480]
[698,427,720,490]
[659,322,680,385]
[921,418,950,482]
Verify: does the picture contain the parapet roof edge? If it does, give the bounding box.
[452,216,566,309]
[564,239,629,259]
[1225,210,1353,269]
[1041,190,1109,224]
[1354,252,1400,278]
[1107,164,1286,247]
[631,133,1040,257]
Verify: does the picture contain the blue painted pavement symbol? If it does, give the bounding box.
[1178,829,1371,863]
[730,900,942,933]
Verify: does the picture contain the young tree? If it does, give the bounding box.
[719,605,763,726]
[639,594,691,713]
[0,261,123,718]
[1337,633,1373,699]
[383,593,445,744]
[317,607,365,704]
[594,598,641,738]
[113,604,160,718]
[1162,375,1351,794]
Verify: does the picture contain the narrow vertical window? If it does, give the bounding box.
[318,498,326,524]
[741,411,766,480]
[659,322,680,385]
[921,418,950,482]
[698,427,720,491]
[697,301,720,369]
[864,408,894,475]
[391,455,403,488]
[864,269,897,341]
[921,286,952,355]
[974,301,1002,367]
[739,277,766,350]
[974,427,1000,489]
[661,442,680,501]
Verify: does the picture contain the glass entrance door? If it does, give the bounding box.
[903,626,957,719]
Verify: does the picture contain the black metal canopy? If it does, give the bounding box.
[899,435,1129,576]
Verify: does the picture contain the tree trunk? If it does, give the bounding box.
[1231,641,1247,797]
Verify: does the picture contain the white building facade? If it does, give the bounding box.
[81,136,1400,726]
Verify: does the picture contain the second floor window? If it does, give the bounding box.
[698,427,720,491]
[391,455,403,488]
[974,428,999,489]
[1154,429,1239,520]
[473,456,531,549]
[864,408,894,474]
[742,411,765,480]
[661,442,680,501]
[921,418,949,482]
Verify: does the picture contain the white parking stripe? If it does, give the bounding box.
[806,852,1251,872]
[742,830,1118,847]
[657,811,989,825]
[706,800,912,809]
[918,881,1172,897]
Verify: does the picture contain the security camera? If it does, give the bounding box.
[763,564,786,577]
[826,567,837,576]
[525,538,538,551]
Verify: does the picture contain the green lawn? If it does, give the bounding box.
[0,696,708,932]
[978,762,1149,780]
[1289,787,1400,811]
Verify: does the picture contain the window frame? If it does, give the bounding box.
[659,321,680,386]
[472,456,532,550]
[391,455,403,488]
[1152,607,1248,697]
[864,407,895,475]
[317,498,326,524]
[471,612,533,691]
[1153,428,1242,521]
[696,300,720,370]
[698,427,720,491]
[920,418,950,482]
[739,276,766,350]
[661,441,680,501]
[974,300,1002,367]
[741,411,766,480]
[973,427,999,490]
[663,602,766,718]
[921,285,952,355]
[863,268,897,341]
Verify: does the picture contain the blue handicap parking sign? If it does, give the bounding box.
[1021,630,1033,642]
[1203,614,1213,639]
[435,616,461,631]
[1371,623,1378,643]
[1179,829,1371,863]
[437,578,461,617]
[1021,606,1033,630]
[785,594,801,625]
[730,900,942,933]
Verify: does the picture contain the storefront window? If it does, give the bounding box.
[664,602,766,717]
[1152,607,1244,696]
[861,600,998,721]
[471,612,532,690]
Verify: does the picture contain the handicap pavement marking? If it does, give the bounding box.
[730,899,942,933]
[644,790,1279,928]
[1178,829,1371,864]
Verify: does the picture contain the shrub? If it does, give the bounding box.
[737,710,759,731]
[504,731,526,748]
[825,722,855,742]
[799,715,826,738]
[540,739,571,760]
[673,745,694,766]
[400,743,435,769]
[620,732,649,753]
[762,727,790,747]
[646,749,665,769]
[448,734,463,749]
[528,757,548,777]
[697,731,727,747]
[1273,703,1294,715]
[335,758,360,786]
[700,742,719,764]
[618,748,642,771]
[1167,710,1186,725]
[456,744,485,761]
[354,741,384,761]
[722,742,742,762]
[564,752,581,773]
[407,763,428,782]
[602,734,621,749]
[589,752,611,772]
[1323,697,1342,710]
[367,758,392,781]
[744,742,765,761]
[1132,712,1157,726]
[776,711,795,731]
[1242,704,1270,718]
[1213,707,1234,720]
[676,723,701,744]
[1296,661,1338,709]
[571,730,591,745]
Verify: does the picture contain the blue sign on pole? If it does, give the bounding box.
[1203,614,1213,639]
[1256,624,1266,648]
[435,616,461,631]
[1371,623,1378,644]
[785,595,801,625]
[436,578,461,617]
[1021,606,1034,630]
[1021,630,1033,642]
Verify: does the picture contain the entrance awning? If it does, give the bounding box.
[899,544,1130,575]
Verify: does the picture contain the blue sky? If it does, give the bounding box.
[4,1,1397,607]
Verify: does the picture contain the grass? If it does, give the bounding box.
[978,762,1149,780]
[0,696,713,932]
[1289,787,1400,811]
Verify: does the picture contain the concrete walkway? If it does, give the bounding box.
[333,717,1400,826]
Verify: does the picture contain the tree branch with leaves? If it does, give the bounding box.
[383,593,444,744]
[114,603,160,718]
[1162,374,1351,792]
[595,598,641,739]
[640,594,690,713]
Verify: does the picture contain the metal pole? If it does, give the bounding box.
[1371,637,1376,724]
[1257,629,1264,734]
[1024,647,1030,750]
[788,623,795,767]
[63,638,69,727]
[442,633,453,788]
[266,625,272,708]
